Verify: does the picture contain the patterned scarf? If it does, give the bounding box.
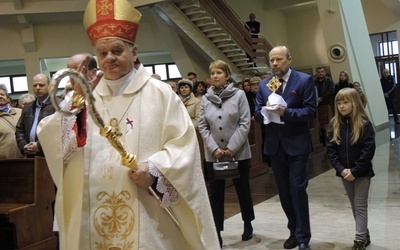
[0,103,11,113]
[213,84,228,96]
[179,94,191,106]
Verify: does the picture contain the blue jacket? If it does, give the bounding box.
[254,68,317,156]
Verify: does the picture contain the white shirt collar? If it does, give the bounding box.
[104,68,137,96]
[280,68,292,83]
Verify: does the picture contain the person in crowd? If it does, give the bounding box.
[0,84,22,159]
[261,73,271,80]
[315,66,335,146]
[193,80,207,98]
[254,46,316,250]
[204,77,212,89]
[353,81,367,108]
[314,67,335,107]
[37,0,219,249]
[60,81,73,99]
[245,13,260,66]
[236,81,244,90]
[17,93,35,109]
[151,73,161,80]
[15,73,59,157]
[178,78,201,128]
[380,68,399,124]
[335,70,353,96]
[67,53,99,89]
[167,79,178,94]
[250,77,260,94]
[245,13,260,37]
[247,76,260,117]
[6,95,16,107]
[243,78,251,94]
[242,75,251,83]
[199,60,255,248]
[327,88,375,250]
[187,71,197,84]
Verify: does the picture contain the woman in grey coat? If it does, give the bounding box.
[199,60,255,248]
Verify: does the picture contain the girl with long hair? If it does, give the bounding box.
[327,88,375,250]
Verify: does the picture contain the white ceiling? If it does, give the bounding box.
[1,0,400,72]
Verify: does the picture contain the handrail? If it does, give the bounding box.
[213,0,253,45]
[198,0,273,64]
[253,33,273,50]
[198,0,254,58]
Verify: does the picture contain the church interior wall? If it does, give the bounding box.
[0,1,399,85]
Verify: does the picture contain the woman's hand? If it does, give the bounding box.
[224,148,234,158]
[340,169,349,177]
[342,168,355,181]
[213,148,225,159]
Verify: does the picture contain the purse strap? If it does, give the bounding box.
[216,157,236,162]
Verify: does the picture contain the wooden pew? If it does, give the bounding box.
[0,157,57,250]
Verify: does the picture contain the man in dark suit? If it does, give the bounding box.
[245,13,260,64]
[15,73,60,157]
[254,46,317,250]
[245,13,260,38]
[381,68,399,124]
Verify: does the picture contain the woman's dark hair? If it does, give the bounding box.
[193,81,207,94]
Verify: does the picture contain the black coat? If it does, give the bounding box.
[245,20,260,37]
[327,117,375,178]
[381,75,397,98]
[15,97,60,156]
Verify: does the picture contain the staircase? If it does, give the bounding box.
[151,0,271,75]
[176,0,254,70]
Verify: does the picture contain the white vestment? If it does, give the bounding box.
[38,64,219,249]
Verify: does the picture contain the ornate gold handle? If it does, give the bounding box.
[100,125,137,170]
[50,69,137,170]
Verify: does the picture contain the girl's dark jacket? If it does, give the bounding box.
[326,117,375,178]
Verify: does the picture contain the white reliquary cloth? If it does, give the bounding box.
[261,92,287,124]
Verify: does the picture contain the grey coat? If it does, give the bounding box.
[199,83,251,162]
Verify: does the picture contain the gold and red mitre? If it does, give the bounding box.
[83,0,142,45]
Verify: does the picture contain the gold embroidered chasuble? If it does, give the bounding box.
[37,64,219,249]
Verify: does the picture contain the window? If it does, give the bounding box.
[144,66,154,75]
[0,75,28,93]
[379,41,399,56]
[144,63,182,80]
[0,77,11,93]
[12,76,28,92]
[370,31,399,83]
[168,64,181,79]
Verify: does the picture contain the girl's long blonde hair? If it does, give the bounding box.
[330,88,370,145]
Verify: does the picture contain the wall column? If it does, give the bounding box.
[24,52,41,94]
[316,0,389,133]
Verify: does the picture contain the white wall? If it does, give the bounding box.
[226,0,288,48]
[0,1,399,88]
[286,8,328,69]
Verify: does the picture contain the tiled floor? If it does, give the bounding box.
[221,119,400,249]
